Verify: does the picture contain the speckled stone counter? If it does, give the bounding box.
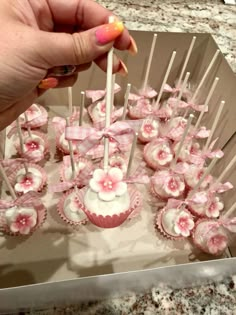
[97,0,236,73]
[23,276,236,314]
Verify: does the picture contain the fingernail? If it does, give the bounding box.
[38,77,58,89]
[96,22,124,45]
[117,60,128,77]
[128,36,138,56]
[48,65,77,77]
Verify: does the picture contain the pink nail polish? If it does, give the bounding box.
[96,22,124,45]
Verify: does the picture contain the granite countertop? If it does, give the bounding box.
[97,0,236,73]
[24,276,236,314]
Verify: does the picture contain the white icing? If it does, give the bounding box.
[84,188,130,216]
[23,134,44,157]
[152,170,185,199]
[15,169,43,193]
[59,132,78,152]
[145,141,173,169]
[194,221,228,254]
[139,119,159,141]
[184,165,210,189]
[161,208,194,237]
[63,191,87,222]
[64,162,86,180]
[5,206,37,235]
[91,101,114,121]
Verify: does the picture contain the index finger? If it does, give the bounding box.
[47,0,131,50]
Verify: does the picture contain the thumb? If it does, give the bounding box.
[37,22,125,68]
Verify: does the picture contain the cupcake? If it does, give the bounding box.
[151,170,185,200]
[60,156,93,186]
[9,163,47,194]
[144,139,173,170]
[0,193,47,236]
[77,167,141,228]
[192,219,228,255]
[57,189,88,226]
[138,119,159,143]
[15,131,49,162]
[188,191,224,219]
[156,206,194,240]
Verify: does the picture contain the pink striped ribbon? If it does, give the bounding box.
[65,121,136,155]
[86,83,121,103]
[0,191,42,210]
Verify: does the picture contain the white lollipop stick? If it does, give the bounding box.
[16,118,24,153]
[190,50,220,103]
[194,77,219,131]
[68,87,73,115]
[0,163,17,200]
[155,51,176,108]
[143,33,158,91]
[213,154,236,187]
[224,201,236,218]
[66,118,75,179]
[122,83,131,121]
[171,114,194,167]
[79,91,85,126]
[204,100,225,152]
[111,74,116,107]
[176,36,196,88]
[168,71,190,130]
[103,16,115,172]
[126,132,138,178]
[24,113,32,138]
[190,154,221,196]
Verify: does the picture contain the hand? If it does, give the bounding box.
[0,0,137,130]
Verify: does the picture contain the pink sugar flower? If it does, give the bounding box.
[24,136,44,153]
[96,101,106,116]
[174,211,194,237]
[10,208,37,235]
[152,144,173,166]
[15,173,42,194]
[140,119,159,138]
[207,234,228,255]
[164,176,185,197]
[90,168,127,201]
[206,197,224,218]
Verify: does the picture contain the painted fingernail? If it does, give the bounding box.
[38,77,58,89]
[48,65,76,77]
[128,36,138,56]
[96,22,124,45]
[117,60,128,77]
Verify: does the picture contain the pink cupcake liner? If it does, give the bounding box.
[76,186,142,228]
[60,157,94,187]
[8,163,47,195]
[191,218,227,256]
[57,189,88,226]
[155,207,186,241]
[0,203,47,237]
[15,130,49,161]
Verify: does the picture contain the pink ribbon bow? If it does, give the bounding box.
[209,182,233,195]
[167,97,208,113]
[128,87,158,101]
[163,84,180,94]
[93,107,124,129]
[125,162,150,185]
[85,83,121,103]
[0,158,27,168]
[189,138,224,166]
[0,191,42,210]
[65,121,135,155]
